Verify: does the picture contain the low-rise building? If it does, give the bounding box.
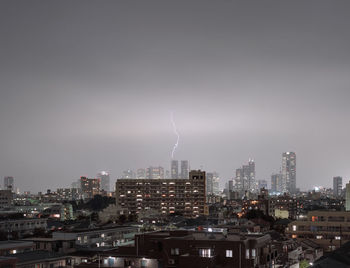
[101,230,278,268]
[0,241,35,256]
[52,225,139,248]
[286,210,350,251]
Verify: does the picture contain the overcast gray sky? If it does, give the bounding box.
[1,0,350,192]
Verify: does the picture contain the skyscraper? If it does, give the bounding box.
[282,152,296,193]
[96,171,110,192]
[122,169,135,179]
[180,160,189,179]
[271,173,282,192]
[206,172,220,195]
[171,160,179,179]
[346,182,350,211]
[234,159,256,192]
[333,176,342,197]
[4,176,14,191]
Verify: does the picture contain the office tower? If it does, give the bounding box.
[137,168,146,179]
[80,176,100,199]
[234,159,256,192]
[282,152,296,193]
[171,160,179,179]
[4,176,14,191]
[97,171,110,192]
[346,182,350,211]
[165,170,170,179]
[180,160,189,179]
[123,169,135,179]
[146,166,164,179]
[258,179,268,190]
[333,176,342,197]
[116,170,206,217]
[206,172,220,195]
[271,173,282,192]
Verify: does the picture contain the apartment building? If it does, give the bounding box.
[116,170,206,217]
[286,210,350,251]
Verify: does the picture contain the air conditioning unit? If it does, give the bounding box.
[168,259,175,265]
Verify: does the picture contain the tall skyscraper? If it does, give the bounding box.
[271,173,282,192]
[180,160,189,179]
[234,159,256,192]
[282,152,296,193]
[333,176,343,197]
[96,171,110,192]
[4,176,14,191]
[171,160,179,179]
[206,172,220,195]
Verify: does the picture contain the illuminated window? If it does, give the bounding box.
[171,248,179,255]
[335,236,341,240]
[226,250,233,258]
[316,235,323,239]
[245,249,250,259]
[292,225,297,231]
[199,249,212,258]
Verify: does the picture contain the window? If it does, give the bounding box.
[316,235,323,239]
[171,248,179,255]
[292,225,297,231]
[246,249,250,259]
[226,250,233,258]
[251,249,256,258]
[199,249,212,258]
[335,236,341,240]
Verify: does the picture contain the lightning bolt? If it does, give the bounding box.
[171,112,179,159]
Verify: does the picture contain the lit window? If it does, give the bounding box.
[316,235,323,239]
[171,248,179,255]
[246,249,249,259]
[226,250,233,258]
[292,225,297,231]
[335,236,341,240]
[199,249,212,258]
[251,249,256,258]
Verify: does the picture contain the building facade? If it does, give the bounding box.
[282,152,296,193]
[80,177,100,199]
[171,160,179,179]
[97,171,110,192]
[116,170,206,217]
[333,176,342,197]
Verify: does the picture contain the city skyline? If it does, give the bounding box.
[1,0,350,192]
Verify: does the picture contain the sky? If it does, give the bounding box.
[1,0,350,193]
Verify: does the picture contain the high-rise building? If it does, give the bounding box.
[116,170,206,217]
[123,169,135,179]
[171,160,179,179]
[97,171,110,192]
[271,173,282,192]
[346,182,350,211]
[180,160,189,179]
[80,176,100,199]
[136,168,146,179]
[333,176,342,197]
[146,166,164,179]
[4,176,14,191]
[282,152,296,193]
[258,179,268,190]
[206,172,220,195]
[234,159,256,192]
